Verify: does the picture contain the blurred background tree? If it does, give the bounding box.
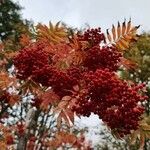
[0,0,32,50]
[121,33,150,115]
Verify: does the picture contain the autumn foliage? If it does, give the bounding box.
[0,20,148,149]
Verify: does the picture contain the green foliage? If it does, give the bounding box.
[120,33,150,83]
[120,33,150,115]
[0,0,32,50]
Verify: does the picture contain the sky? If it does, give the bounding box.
[13,0,150,33]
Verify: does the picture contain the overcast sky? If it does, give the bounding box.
[13,0,150,32]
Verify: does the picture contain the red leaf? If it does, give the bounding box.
[40,89,60,110]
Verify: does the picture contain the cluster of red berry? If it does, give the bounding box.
[13,27,147,136]
[83,45,121,71]
[74,69,146,136]
[13,42,50,80]
[78,28,105,46]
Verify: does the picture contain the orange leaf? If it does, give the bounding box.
[0,72,17,89]
[106,29,112,42]
[57,111,70,126]
[107,19,140,51]
[57,112,62,128]
[0,141,7,150]
[40,89,60,110]
[66,109,74,124]
[58,100,69,109]
[0,43,4,51]
[9,95,20,106]
[62,113,71,127]
[120,57,138,70]
[117,22,121,38]
[126,19,131,33]
[62,96,72,101]
[122,20,126,35]
[118,38,129,49]
[36,22,67,44]
[112,24,116,41]
[73,85,80,92]
[139,132,145,150]
[19,34,31,47]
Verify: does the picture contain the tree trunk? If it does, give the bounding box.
[17,136,27,150]
[16,108,41,150]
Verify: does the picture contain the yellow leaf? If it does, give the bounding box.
[118,38,129,50]
[142,124,150,131]
[36,22,67,44]
[123,34,133,40]
[139,132,145,150]
[130,130,139,145]
[56,31,67,37]
[145,132,150,139]
[116,42,125,51]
